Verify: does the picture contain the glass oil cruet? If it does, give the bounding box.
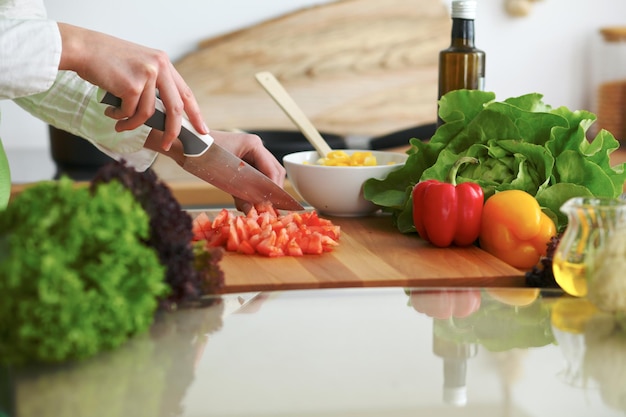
[552,196,626,297]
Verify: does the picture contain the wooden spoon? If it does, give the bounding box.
[255,71,332,158]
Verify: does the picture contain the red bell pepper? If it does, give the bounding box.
[409,289,482,319]
[412,157,484,247]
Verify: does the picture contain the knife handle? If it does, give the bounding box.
[99,90,213,157]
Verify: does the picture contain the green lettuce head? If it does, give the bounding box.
[364,90,626,233]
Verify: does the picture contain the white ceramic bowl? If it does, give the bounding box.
[283,150,408,217]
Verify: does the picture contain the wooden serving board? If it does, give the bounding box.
[174,0,450,137]
[212,211,525,293]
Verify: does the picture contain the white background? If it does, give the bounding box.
[2,0,626,154]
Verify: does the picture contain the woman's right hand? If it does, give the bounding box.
[57,22,207,152]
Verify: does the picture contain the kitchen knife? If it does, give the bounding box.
[98,90,304,211]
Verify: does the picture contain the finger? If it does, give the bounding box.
[103,92,139,121]
[233,197,253,214]
[114,84,156,133]
[170,64,208,134]
[211,130,286,186]
[156,74,185,152]
[104,105,126,120]
[248,153,286,186]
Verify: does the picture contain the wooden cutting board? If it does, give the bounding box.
[210,211,525,293]
[174,0,450,137]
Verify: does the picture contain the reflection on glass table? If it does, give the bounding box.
[2,287,626,417]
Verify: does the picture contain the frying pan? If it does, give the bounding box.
[249,123,437,164]
[49,125,115,180]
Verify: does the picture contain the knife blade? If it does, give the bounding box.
[98,90,304,211]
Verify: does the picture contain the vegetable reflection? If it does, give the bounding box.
[409,289,481,319]
[2,298,224,417]
[408,288,554,351]
[408,288,554,408]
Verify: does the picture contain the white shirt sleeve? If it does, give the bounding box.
[13,71,157,171]
[0,2,61,99]
[0,0,157,171]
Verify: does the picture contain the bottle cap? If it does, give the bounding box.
[441,357,469,406]
[443,386,468,406]
[451,0,477,19]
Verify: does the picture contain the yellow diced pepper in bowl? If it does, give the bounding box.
[318,150,378,166]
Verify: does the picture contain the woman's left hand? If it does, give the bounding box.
[210,130,286,212]
[145,129,286,213]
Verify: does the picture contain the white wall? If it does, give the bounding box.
[477,0,625,112]
[2,0,626,154]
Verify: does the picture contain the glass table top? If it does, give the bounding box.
[2,286,624,417]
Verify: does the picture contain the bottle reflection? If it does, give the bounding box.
[409,289,481,406]
[433,323,478,406]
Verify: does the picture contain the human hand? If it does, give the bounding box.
[210,130,286,212]
[57,23,206,151]
[144,129,286,213]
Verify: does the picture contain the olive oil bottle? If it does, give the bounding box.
[438,0,486,122]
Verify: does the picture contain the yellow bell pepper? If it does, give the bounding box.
[479,189,556,269]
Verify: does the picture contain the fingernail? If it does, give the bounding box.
[203,122,209,134]
[241,202,253,214]
[162,141,172,151]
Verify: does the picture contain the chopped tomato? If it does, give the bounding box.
[300,233,323,255]
[257,232,284,257]
[226,223,240,252]
[237,239,256,255]
[192,205,341,257]
[287,238,304,257]
[192,211,210,233]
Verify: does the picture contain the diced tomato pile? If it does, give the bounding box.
[192,204,341,257]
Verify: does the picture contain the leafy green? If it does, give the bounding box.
[0,178,169,365]
[0,138,10,210]
[91,160,225,309]
[364,90,626,233]
[433,291,554,352]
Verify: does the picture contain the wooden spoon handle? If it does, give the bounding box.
[255,71,332,158]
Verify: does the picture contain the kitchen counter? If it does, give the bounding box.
[99,145,626,207]
[5,147,626,416]
[9,146,626,207]
[157,146,626,207]
[7,149,299,208]
[2,287,624,417]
